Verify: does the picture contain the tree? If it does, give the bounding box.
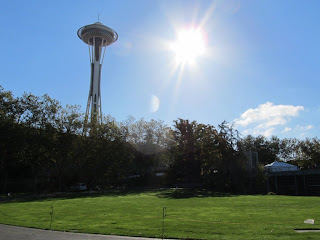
[239,135,280,165]
[19,93,61,192]
[194,123,221,188]
[290,138,320,169]
[278,138,299,162]
[170,119,199,183]
[0,87,29,192]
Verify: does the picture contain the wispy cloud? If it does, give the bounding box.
[282,127,292,133]
[297,125,313,131]
[234,102,304,137]
[281,125,313,137]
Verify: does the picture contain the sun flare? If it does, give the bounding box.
[170,27,206,65]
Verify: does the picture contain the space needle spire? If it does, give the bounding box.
[77,21,118,127]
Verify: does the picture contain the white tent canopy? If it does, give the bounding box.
[265,161,299,172]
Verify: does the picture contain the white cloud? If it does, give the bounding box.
[297,125,313,131]
[257,128,275,138]
[242,129,249,135]
[235,102,304,126]
[282,127,292,133]
[234,102,304,137]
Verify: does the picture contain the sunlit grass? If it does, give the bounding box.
[0,189,319,239]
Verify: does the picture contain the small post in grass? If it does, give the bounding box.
[49,206,54,230]
[162,207,166,240]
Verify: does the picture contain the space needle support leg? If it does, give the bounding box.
[99,41,106,125]
[99,80,102,125]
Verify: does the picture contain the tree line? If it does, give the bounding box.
[1,85,320,193]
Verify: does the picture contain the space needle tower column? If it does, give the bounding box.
[77,22,118,126]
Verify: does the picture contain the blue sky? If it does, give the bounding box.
[1,0,319,139]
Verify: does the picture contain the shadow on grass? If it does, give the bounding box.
[0,188,238,203]
[0,189,152,204]
[155,188,237,199]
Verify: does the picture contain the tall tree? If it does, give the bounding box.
[19,93,61,192]
[169,119,199,183]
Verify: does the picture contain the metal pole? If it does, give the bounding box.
[49,206,54,230]
[162,207,166,240]
[303,175,307,195]
[294,175,298,195]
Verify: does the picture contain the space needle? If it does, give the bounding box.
[77,21,118,126]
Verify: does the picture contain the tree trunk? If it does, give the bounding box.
[32,166,38,193]
[2,172,8,193]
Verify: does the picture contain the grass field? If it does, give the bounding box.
[0,189,320,240]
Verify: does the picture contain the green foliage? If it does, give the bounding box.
[0,86,174,193]
[1,85,320,194]
[168,119,246,191]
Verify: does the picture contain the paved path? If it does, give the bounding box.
[0,224,167,240]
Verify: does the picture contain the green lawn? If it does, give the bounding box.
[0,189,319,240]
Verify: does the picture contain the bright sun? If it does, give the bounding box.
[170,27,206,65]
